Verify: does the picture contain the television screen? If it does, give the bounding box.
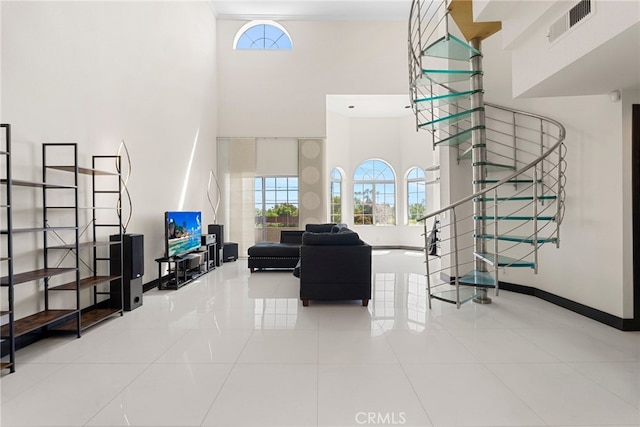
[165,211,202,258]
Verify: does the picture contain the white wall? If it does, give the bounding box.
[217,19,428,247]
[326,112,436,247]
[475,0,640,98]
[621,88,639,317]
[1,1,218,315]
[477,30,639,318]
[507,1,639,97]
[217,20,408,137]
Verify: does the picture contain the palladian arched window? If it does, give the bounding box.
[353,159,396,225]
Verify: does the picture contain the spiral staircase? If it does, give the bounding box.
[409,0,567,308]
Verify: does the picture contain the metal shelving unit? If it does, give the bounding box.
[1,123,15,373]
[0,141,81,374]
[48,152,123,332]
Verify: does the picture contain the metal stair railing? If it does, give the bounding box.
[419,107,566,308]
[409,0,457,138]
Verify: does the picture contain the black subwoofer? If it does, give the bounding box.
[223,242,238,262]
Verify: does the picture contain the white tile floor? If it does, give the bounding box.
[2,250,639,427]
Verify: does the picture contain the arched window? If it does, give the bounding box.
[353,159,396,225]
[234,20,293,50]
[406,167,427,225]
[330,168,342,223]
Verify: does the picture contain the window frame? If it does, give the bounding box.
[352,159,396,226]
[255,175,299,242]
[233,20,293,50]
[330,168,343,224]
[406,167,427,225]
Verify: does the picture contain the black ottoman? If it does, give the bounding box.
[247,242,300,271]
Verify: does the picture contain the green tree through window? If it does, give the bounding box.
[407,167,427,224]
[255,176,298,242]
[330,168,342,223]
[353,160,396,225]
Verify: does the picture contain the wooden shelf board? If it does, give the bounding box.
[50,275,121,291]
[48,241,120,250]
[79,206,119,210]
[1,226,77,235]
[1,309,78,338]
[46,165,118,176]
[52,308,121,332]
[1,267,77,285]
[1,362,14,370]
[0,178,76,189]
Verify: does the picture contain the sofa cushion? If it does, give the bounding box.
[305,223,336,233]
[247,242,300,257]
[330,223,349,233]
[302,230,362,246]
[280,230,304,244]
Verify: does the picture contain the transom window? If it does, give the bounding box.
[234,20,293,50]
[407,167,427,225]
[330,168,342,223]
[353,159,396,225]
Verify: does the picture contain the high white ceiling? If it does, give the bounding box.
[210,0,411,22]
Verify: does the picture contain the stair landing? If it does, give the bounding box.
[448,0,501,42]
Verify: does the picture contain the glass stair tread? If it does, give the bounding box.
[476,234,558,244]
[435,127,484,147]
[474,252,536,268]
[421,34,482,61]
[472,161,516,171]
[474,196,557,202]
[431,287,479,305]
[414,69,481,86]
[474,215,556,221]
[459,270,496,288]
[414,90,480,111]
[418,108,483,130]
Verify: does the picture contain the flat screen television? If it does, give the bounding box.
[165,211,202,258]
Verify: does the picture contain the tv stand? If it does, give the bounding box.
[155,251,209,290]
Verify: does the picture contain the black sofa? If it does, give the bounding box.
[247,230,304,272]
[297,224,372,306]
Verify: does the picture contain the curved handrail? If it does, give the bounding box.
[417,104,566,222]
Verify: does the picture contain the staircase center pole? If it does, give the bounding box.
[470,37,491,304]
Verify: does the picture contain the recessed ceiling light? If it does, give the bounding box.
[404,105,411,109]
[348,105,355,109]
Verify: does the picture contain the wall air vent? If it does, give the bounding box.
[569,0,592,27]
[548,0,594,44]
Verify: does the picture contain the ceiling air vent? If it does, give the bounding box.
[548,0,593,43]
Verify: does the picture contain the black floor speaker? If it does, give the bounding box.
[110,234,144,311]
[208,224,224,266]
